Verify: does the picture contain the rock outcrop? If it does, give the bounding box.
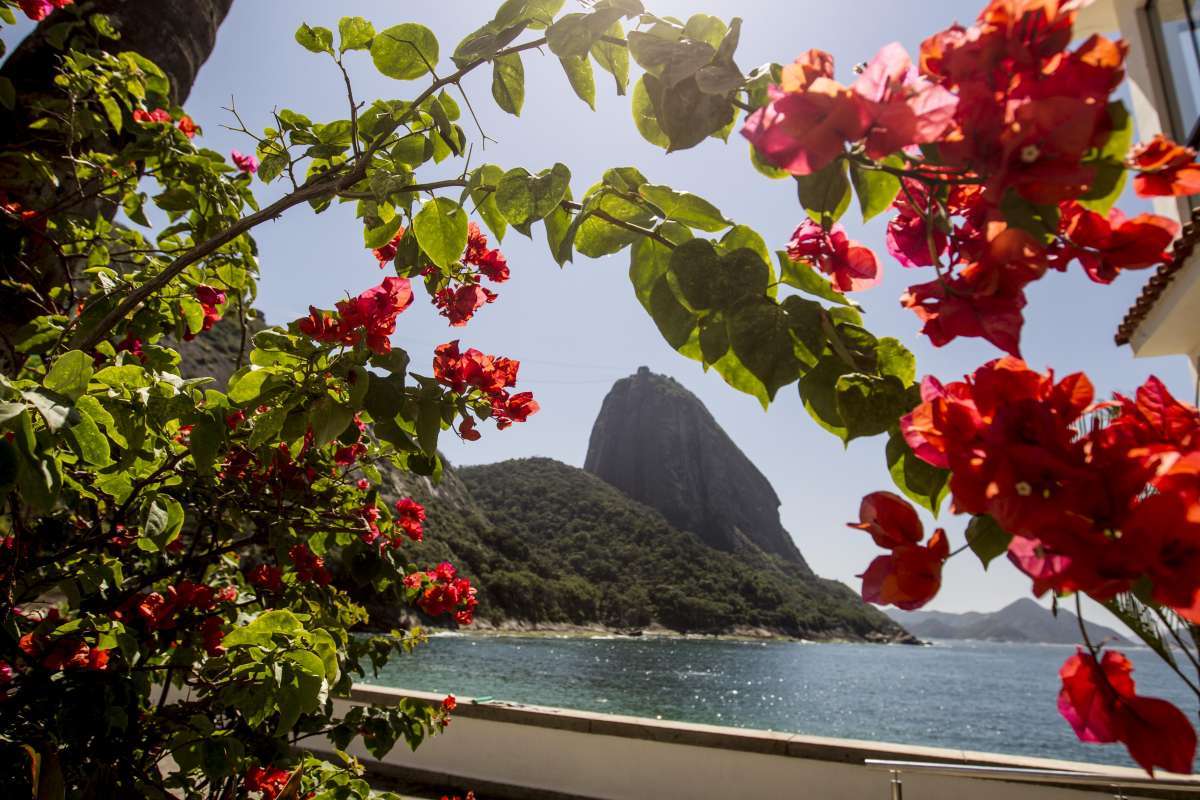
[584,367,810,571]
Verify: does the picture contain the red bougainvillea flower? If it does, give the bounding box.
[373,228,405,268]
[465,222,489,265]
[338,276,414,353]
[1053,202,1178,284]
[246,564,283,594]
[245,765,291,800]
[458,417,482,441]
[199,615,226,656]
[901,358,1200,615]
[1130,135,1200,197]
[859,531,949,610]
[408,562,478,624]
[133,107,172,125]
[787,219,881,292]
[900,226,1045,356]
[848,491,924,549]
[1059,649,1197,775]
[741,76,871,176]
[18,0,72,20]
[432,340,537,429]
[176,115,198,139]
[183,284,226,341]
[230,149,259,174]
[442,694,457,712]
[848,491,948,610]
[288,543,331,585]
[394,497,426,543]
[851,42,958,160]
[434,283,496,327]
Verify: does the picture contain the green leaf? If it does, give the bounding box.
[999,190,1060,243]
[559,55,595,110]
[638,184,729,232]
[100,96,122,134]
[574,189,654,257]
[965,515,1012,570]
[875,338,916,386]
[491,52,525,115]
[777,251,856,308]
[629,224,691,307]
[43,350,93,401]
[1102,594,1177,667]
[1079,101,1133,214]
[632,75,670,148]
[295,23,334,54]
[413,197,469,269]
[338,16,375,52]
[67,408,111,467]
[835,373,911,441]
[372,23,440,80]
[249,404,289,449]
[647,277,698,351]
[885,428,949,514]
[223,609,305,649]
[467,164,507,241]
[670,241,769,311]
[310,397,354,445]
[416,397,442,454]
[682,13,727,49]
[849,156,902,222]
[642,73,735,153]
[796,159,851,224]
[543,202,575,265]
[0,77,13,111]
[21,389,75,433]
[363,212,405,250]
[228,369,275,405]
[590,22,629,95]
[496,164,571,227]
[798,355,851,440]
[726,298,802,406]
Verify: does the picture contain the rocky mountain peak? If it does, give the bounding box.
[584,369,810,571]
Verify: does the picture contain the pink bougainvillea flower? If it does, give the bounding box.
[1130,135,1200,197]
[741,77,871,176]
[851,42,959,159]
[19,0,72,22]
[787,219,881,292]
[779,49,835,92]
[231,150,259,174]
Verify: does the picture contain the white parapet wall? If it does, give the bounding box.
[304,684,1200,800]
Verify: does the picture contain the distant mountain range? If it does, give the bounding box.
[886,598,1126,644]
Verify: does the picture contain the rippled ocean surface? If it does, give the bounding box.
[367,635,1196,769]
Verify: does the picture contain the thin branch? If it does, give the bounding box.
[70,37,549,353]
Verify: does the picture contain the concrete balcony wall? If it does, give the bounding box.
[303,685,1200,800]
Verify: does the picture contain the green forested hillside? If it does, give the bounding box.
[393,457,906,640]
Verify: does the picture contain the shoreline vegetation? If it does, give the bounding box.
[412,620,921,645]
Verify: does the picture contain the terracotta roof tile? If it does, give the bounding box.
[1115,208,1200,346]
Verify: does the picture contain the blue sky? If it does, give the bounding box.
[7,1,1194,626]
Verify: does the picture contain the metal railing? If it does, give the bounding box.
[867,759,1200,800]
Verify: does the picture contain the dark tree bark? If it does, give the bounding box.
[0,0,235,358]
[1,0,234,106]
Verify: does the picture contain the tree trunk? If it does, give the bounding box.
[0,0,235,358]
[1,0,234,106]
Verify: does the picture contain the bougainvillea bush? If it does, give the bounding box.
[2,0,1199,794]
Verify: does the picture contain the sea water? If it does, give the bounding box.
[366,636,1197,770]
